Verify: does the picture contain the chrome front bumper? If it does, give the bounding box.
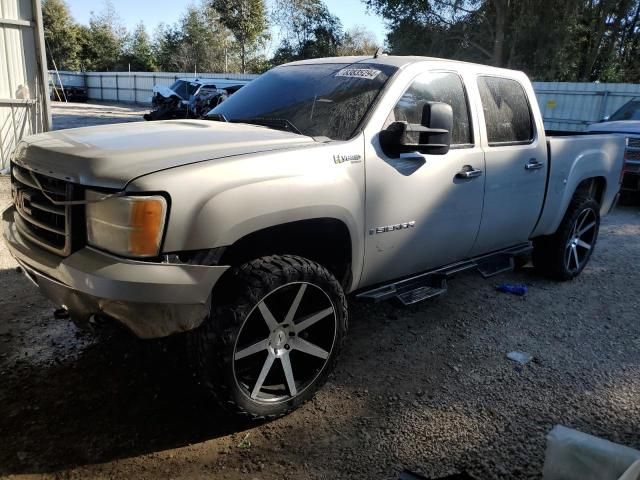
[2,205,229,338]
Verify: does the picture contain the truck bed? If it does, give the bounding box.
[532,133,625,237]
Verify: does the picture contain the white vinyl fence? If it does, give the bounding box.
[50,71,640,132]
[50,71,259,104]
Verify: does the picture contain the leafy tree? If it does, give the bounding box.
[78,0,127,71]
[42,0,80,70]
[271,0,343,63]
[211,0,268,73]
[152,23,182,71]
[338,25,379,56]
[365,0,640,82]
[122,23,156,71]
[153,4,236,73]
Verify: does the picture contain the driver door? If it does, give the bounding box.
[360,71,486,287]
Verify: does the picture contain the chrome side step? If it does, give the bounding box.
[396,280,448,306]
[356,243,532,305]
[476,253,514,278]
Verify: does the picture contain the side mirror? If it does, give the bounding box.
[380,101,453,155]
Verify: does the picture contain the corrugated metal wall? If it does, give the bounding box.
[0,0,50,170]
[533,81,640,131]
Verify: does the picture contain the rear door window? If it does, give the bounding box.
[477,77,534,145]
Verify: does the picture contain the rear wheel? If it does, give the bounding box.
[191,255,348,420]
[532,195,600,280]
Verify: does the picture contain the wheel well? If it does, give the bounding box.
[575,177,606,205]
[219,218,353,287]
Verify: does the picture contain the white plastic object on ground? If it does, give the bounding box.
[543,425,640,480]
[506,351,533,365]
[620,461,640,480]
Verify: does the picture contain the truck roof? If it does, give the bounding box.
[284,55,524,76]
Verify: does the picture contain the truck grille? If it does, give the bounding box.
[627,137,640,165]
[11,163,74,256]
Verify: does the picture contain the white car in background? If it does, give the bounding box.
[588,99,640,197]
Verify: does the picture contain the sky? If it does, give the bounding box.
[64,0,389,45]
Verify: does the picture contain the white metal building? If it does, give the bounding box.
[533,81,640,132]
[0,0,50,170]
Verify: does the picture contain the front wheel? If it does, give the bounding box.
[532,195,600,280]
[191,255,348,420]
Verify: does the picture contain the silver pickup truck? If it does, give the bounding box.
[2,56,625,419]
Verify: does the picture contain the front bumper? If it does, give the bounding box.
[2,205,229,338]
[621,171,640,192]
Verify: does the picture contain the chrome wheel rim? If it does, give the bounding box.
[565,208,597,272]
[232,282,337,403]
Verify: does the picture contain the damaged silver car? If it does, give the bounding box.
[143,78,247,121]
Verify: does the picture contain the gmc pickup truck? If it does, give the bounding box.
[2,56,625,419]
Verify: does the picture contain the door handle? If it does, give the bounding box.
[456,165,483,179]
[525,159,544,170]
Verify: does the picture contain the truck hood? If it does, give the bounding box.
[13,120,316,189]
[586,120,640,134]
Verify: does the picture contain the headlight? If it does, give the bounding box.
[86,190,168,257]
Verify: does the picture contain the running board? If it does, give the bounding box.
[356,243,532,305]
[476,253,513,278]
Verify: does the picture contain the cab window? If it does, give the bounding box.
[385,72,473,147]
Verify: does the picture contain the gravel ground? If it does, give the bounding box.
[50,101,147,129]
[0,103,639,479]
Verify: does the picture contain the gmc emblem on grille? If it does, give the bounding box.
[15,189,32,215]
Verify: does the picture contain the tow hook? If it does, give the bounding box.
[53,306,70,320]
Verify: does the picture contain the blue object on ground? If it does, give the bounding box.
[496,283,528,296]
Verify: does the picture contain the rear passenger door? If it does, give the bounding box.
[469,76,547,255]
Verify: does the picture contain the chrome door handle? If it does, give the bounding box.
[525,159,544,170]
[456,165,483,179]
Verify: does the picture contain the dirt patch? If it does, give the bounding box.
[51,101,147,130]
[0,106,639,479]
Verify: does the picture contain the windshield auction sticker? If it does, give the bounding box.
[335,68,382,80]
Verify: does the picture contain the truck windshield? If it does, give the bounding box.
[169,80,200,99]
[609,100,640,121]
[206,63,398,140]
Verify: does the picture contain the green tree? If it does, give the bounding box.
[211,0,268,73]
[365,0,640,82]
[338,25,379,56]
[271,0,343,63]
[122,23,156,71]
[152,23,182,71]
[78,0,127,70]
[168,5,234,73]
[42,0,80,70]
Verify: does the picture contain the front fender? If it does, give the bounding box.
[129,137,367,288]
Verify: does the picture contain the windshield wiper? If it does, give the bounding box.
[233,117,303,135]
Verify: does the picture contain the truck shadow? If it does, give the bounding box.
[0,208,637,475]
[0,305,252,474]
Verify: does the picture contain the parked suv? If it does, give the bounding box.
[3,56,624,419]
